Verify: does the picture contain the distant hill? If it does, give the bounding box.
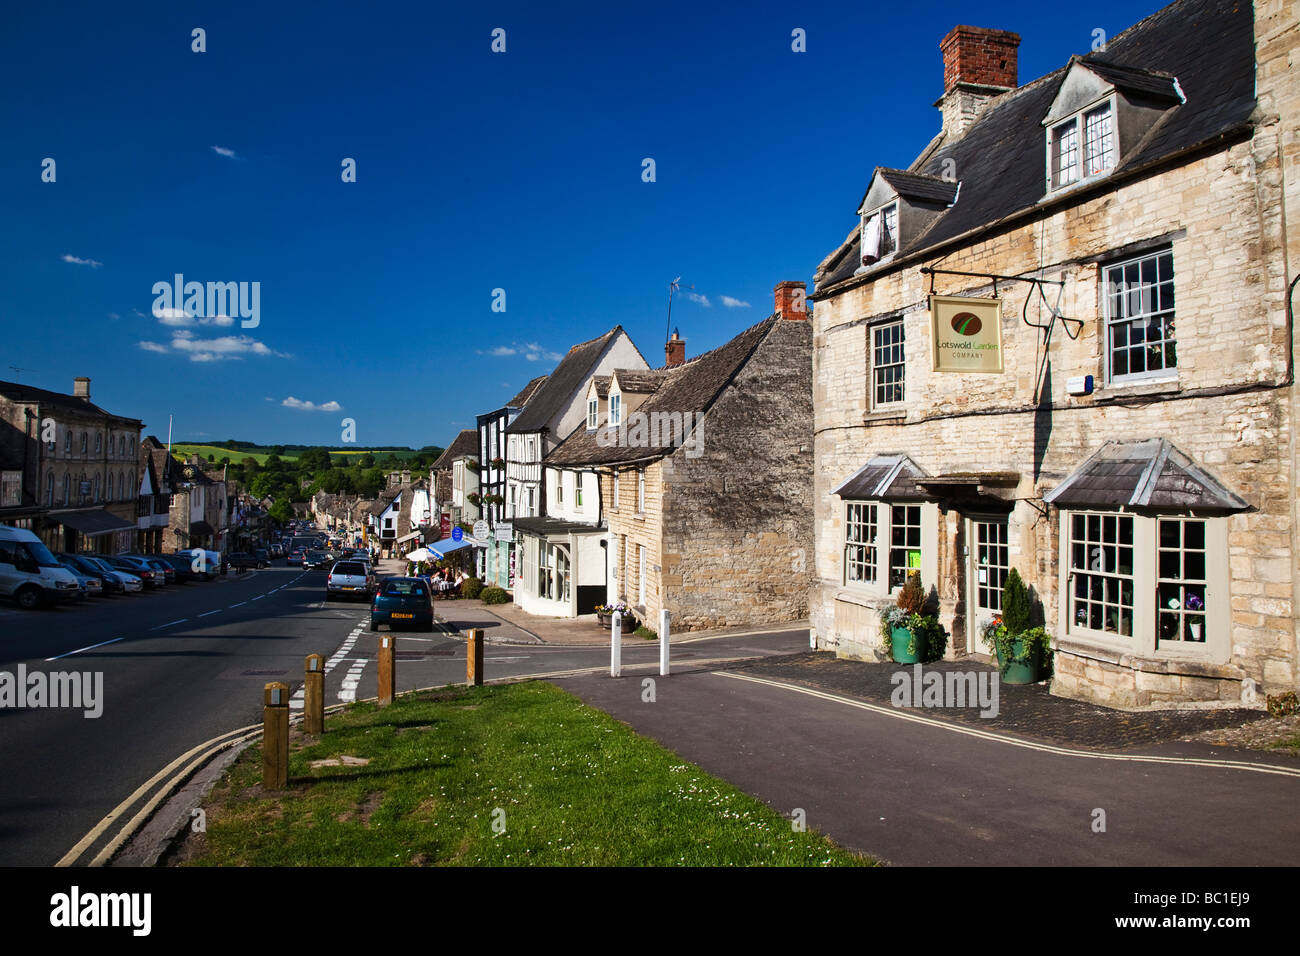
[171,441,439,466]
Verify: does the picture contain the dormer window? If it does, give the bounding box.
[587,398,598,429]
[610,393,622,426]
[1048,100,1115,191]
[861,202,899,266]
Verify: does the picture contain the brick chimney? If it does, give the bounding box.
[665,328,686,367]
[774,281,807,320]
[936,26,1019,138]
[73,376,91,400]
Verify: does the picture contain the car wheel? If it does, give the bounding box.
[368,620,378,632]
[422,620,435,633]
[15,586,43,611]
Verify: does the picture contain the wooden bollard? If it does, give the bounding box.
[378,634,394,706]
[467,628,484,686]
[263,682,289,789]
[304,654,324,734]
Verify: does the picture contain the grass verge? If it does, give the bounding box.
[178,681,871,866]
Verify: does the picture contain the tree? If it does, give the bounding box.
[358,453,375,468]
[269,497,294,525]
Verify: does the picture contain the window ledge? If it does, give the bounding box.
[1094,377,1180,403]
[863,409,907,425]
[834,587,887,610]
[1056,636,1237,676]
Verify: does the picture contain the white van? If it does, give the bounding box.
[178,548,223,580]
[0,526,82,609]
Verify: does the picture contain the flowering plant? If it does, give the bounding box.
[1185,592,1204,612]
[595,603,628,616]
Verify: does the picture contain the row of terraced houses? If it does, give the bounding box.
[423,0,1299,712]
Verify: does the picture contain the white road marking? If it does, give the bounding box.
[252,595,264,601]
[199,609,222,617]
[229,602,245,608]
[338,658,369,703]
[46,637,123,661]
[151,619,187,630]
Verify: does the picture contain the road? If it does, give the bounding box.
[0,564,803,866]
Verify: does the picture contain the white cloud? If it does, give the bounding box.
[211,145,238,158]
[136,329,287,362]
[152,306,235,327]
[62,254,103,268]
[720,295,752,309]
[282,397,343,412]
[478,342,563,363]
[683,291,711,307]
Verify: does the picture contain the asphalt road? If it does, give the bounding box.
[0,566,804,867]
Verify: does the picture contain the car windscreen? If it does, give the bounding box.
[24,540,62,568]
[382,580,426,597]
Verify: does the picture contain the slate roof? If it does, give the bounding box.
[1043,439,1247,511]
[0,379,143,423]
[874,168,961,207]
[507,375,549,409]
[507,328,626,434]
[545,317,778,467]
[817,0,1256,291]
[832,455,934,501]
[1080,59,1183,103]
[431,429,479,471]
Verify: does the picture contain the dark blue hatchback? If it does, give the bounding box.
[369,577,434,632]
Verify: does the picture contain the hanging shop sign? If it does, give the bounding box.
[929,295,1004,373]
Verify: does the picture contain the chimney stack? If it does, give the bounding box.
[73,376,91,400]
[937,26,1019,138]
[774,281,807,320]
[665,328,686,367]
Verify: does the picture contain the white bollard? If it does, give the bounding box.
[610,611,622,678]
[659,608,670,676]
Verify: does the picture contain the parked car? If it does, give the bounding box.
[369,576,434,631]
[59,553,123,595]
[326,561,374,600]
[56,557,102,600]
[78,554,144,593]
[226,552,262,571]
[0,527,81,609]
[102,554,162,588]
[128,554,176,584]
[176,548,222,580]
[152,553,200,582]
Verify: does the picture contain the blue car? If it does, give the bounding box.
[369,577,434,632]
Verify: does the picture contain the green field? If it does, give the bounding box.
[178,681,872,867]
[171,444,425,465]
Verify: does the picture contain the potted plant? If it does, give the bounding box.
[878,572,943,664]
[981,568,1053,684]
[594,602,628,627]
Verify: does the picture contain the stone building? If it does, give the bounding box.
[475,376,547,587]
[545,282,813,630]
[136,436,175,553]
[167,456,227,552]
[429,428,480,527]
[809,0,1300,708]
[0,377,142,553]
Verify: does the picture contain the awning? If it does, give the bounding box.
[427,537,483,559]
[190,520,215,537]
[1044,439,1248,512]
[53,509,137,537]
[396,530,423,544]
[512,516,606,536]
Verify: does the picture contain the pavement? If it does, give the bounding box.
[550,661,1300,865]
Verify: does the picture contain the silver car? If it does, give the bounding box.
[325,560,374,600]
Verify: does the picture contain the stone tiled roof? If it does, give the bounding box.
[613,369,667,393]
[817,0,1256,291]
[507,375,549,409]
[874,168,961,206]
[591,375,611,399]
[431,429,479,471]
[545,317,778,467]
[507,327,625,434]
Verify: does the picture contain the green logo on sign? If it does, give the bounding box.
[951,312,982,336]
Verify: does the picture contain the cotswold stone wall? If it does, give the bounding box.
[812,127,1299,707]
[657,318,814,631]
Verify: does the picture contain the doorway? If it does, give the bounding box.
[966,516,1010,655]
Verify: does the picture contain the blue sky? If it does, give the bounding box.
[0,0,1163,447]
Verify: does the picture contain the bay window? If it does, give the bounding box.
[841,499,933,594]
